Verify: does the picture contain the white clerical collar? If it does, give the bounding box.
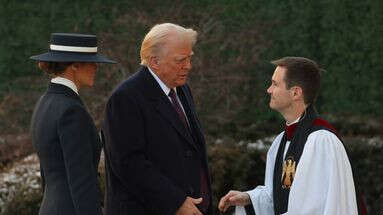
[147,66,176,96]
[51,77,79,95]
[286,117,300,126]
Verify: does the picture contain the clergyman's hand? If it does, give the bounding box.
[218,190,250,213]
[176,197,203,215]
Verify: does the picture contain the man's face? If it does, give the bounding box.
[156,38,193,88]
[267,66,293,113]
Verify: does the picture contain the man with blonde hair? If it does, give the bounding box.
[103,23,212,215]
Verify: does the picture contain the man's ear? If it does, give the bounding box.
[148,56,160,70]
[291,86,303,100]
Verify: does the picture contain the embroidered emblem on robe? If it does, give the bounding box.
[281,156,296,189]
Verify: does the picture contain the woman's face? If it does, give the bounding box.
[75,63,98,87]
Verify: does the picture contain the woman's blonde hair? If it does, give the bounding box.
[140,23,197,66]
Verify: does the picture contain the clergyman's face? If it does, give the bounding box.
[267,66,293,113]
[156,38,193,88]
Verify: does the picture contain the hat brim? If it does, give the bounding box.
[30,51,117,64]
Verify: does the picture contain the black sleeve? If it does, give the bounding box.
[58,105,102,215]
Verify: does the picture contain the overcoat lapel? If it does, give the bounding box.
[139,67,198,151]
[154,98,198,151]
[177,86,204,150]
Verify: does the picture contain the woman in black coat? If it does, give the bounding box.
[30,33,116,215]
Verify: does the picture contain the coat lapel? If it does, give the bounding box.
[138,66,197,151]
[154,98,198,151]
[177,86,205,149]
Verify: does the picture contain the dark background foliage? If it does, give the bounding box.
[0,0,382,214]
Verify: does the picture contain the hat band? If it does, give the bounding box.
[50,44,97,53]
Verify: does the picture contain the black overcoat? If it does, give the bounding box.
[103,66,212,215]
[31,83,102,215]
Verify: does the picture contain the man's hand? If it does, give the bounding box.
[176,197,203,215]
[218,190,250,212]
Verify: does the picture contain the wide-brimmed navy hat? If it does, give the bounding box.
[30,33,116,64]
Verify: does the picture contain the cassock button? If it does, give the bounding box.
[185,150,193,157]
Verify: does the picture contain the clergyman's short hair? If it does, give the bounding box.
[271,56,322,105]
[140,23,197,66]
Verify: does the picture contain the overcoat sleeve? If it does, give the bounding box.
[58,105,102,215]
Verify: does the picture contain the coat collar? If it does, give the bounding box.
[46,82,83,105]
[51,77,78,95]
